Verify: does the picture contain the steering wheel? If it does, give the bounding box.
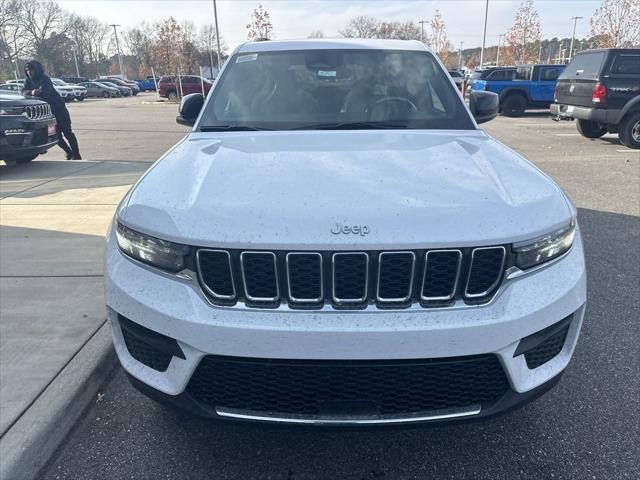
[373,96,418,111]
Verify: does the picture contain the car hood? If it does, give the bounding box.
[0,94,47,105]
[121,130,573,250]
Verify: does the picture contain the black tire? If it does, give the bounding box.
[501,94,527,117]
[576,119,607,139]
[76,97,84,101]
[101,91,109,98]
[618,111,640,149]
[167,90,178,101]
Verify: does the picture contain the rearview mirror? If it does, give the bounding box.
[468,91,499,124]
[176,93,204,127]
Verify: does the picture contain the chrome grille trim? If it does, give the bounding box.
[24,104,52,120]
[464,246,506,299]
[196,249,236,300]
[240,251,279,302]
[331,252,369,304]
[286,252,323,303]
[421,249,463,301]
[376,251,416,303]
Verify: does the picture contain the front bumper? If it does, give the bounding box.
[551,103,621,125]
[105,225,587,424]
[1,117,58,160]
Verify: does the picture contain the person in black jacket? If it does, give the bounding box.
[22,60,82,160]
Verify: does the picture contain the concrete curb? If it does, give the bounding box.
[0,321,117,480]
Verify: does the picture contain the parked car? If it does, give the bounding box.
[467,67,517,98]
[6,79,25,86]
[106,39,586,426]
[1,93,58,165]
[158,75,213,100]
[60,76,89,84]
[51,78,86,101]
[135,76,159,92]
[95,80,131,97]
[551,48,640,149]
[468,64,563,116]
[0,83,22,95]
[78,81,121,98]
[103,77,140,95]
[448,70,464,90]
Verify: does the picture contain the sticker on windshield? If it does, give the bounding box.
[317,70,337,77]
[237,54,258,63]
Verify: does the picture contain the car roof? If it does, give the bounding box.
[236,38,431,54]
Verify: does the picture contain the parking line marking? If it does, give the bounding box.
[554,133,581,137]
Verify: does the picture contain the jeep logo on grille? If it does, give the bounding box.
[331,222,370,236]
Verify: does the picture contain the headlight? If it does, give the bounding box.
[0,107,24,116]
[116,222,190,272]
[514,221,575,270]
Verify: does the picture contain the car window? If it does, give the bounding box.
[540,67,559,81]
[200,49,474,131]
[487,70,514,81]
[515,67,532,81]
[561,51,606,79]
[610,54,640,75]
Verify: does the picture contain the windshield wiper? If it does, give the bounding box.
[290,121,410,130]
[199,125,271,132]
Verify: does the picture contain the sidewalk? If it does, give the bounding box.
[0,159,149,477]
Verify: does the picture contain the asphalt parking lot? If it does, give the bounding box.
[2,94,638,479]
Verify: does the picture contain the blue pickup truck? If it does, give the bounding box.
[135,76,159,92]
[470,64,565,117]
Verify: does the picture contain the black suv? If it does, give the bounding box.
[551,48,640,149]
[0,93,58,165]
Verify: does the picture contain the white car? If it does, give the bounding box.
[51,78,86,101]
[105,39,587,426]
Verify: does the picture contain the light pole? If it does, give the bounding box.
[568,16,583,60]
[110,24,125,78]
[212,0,222,74]
[496,33,504,66]
[419,20,427,43]
[71,41,80,77]
[458,41,464,69]
[479,0,489,67]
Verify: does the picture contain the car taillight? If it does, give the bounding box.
[592,83,607,105]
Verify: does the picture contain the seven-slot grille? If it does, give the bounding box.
[197,247,507,309]
[24,104,52,120]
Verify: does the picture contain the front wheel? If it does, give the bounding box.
[101,91,109,98]
[501,95,527,117]
[76,97,84,102]
[167,90,178,101]
[576,119,607,139]
[618,111,640,149]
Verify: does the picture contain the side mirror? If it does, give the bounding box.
[469,90,499,124]
[176,93,204,126]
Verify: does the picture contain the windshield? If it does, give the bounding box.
[199,49,474,131]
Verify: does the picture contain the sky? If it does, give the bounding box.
[57,0,604,52]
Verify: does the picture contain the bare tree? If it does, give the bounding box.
[308,30,324,39]
[0,0,30,77]
[123,23,154,76]
[246,4,273,40]
[590,0,640,48]
[425,10,453,64]
[503,0,542,64]
[20,0,68,68]
[377,21,420,40]
[199,23,227,71]
[339,15,379,38]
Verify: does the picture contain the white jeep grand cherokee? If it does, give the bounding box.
[105,39,586,426]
